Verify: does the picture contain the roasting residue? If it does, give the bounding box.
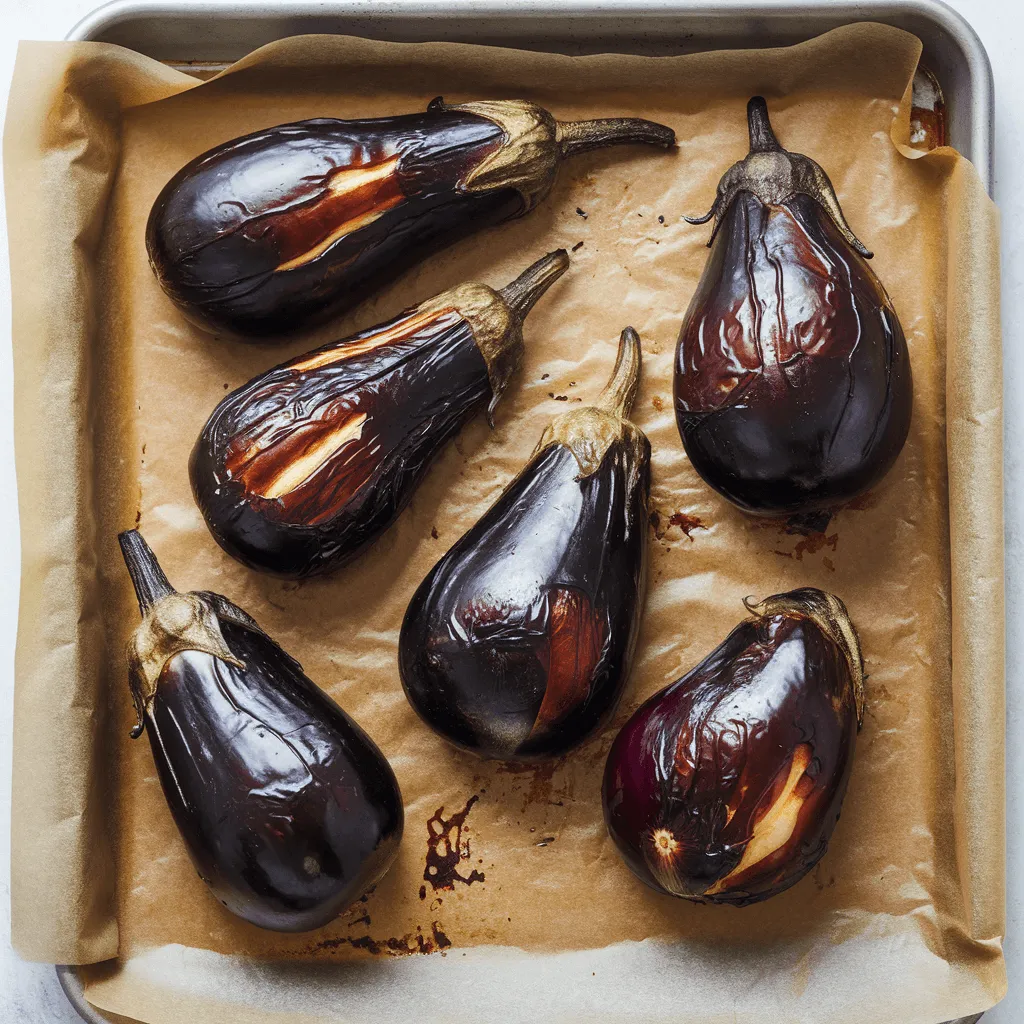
[424,795,486,893]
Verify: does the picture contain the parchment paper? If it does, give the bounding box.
[5,22,1005,1023]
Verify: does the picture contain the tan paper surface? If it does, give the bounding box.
[5,22,1005,1023]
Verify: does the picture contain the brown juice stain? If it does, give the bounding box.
[311,921,451,957]
[774,530,839,561]
[423,795,486,895]
[649,507,707,542]
[492,758,571,814]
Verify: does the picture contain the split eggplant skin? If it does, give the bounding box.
[191,306,489,578]
[602,589,863,905]
[148,112,520,337]
[675,98,912,516]
[118,531,404,932]
[190,250,569,579]
[401,442,650,760]
[147,102,675,337]
[399,327,650,761]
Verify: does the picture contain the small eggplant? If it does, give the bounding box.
[191,249,569,579]
[147,99,675,337]
[399,327,650,761]
[603,588,863,905]
[675,97,912,516]
[118,530,403,931]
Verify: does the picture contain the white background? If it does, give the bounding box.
[0,1,1019,1022]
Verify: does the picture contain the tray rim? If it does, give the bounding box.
[64,0,995,193]
[51,2,998,1023]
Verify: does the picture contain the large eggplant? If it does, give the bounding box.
[603,588,863,905]
[399,327,650,761]
[147,99,674,337]
[675,97,912,516]
[191,250,569,579]
[118,530,403,931]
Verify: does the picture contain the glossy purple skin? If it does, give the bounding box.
[674,191,912,516]
[145,613,404,931]
[399,438,650,761]
[147,110,521,337]
[603,591,858,905]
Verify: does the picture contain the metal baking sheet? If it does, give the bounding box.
[52,2,996,1023]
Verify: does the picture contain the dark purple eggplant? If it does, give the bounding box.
[191,249,569,579]
[147,99,674,337]
[603,588,863,905]
[399,327,650,761]
[674,97,912,516]
[118,530,403,931]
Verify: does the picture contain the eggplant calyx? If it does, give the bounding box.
[438,98,675,211]
[743,587,866,726]
[119,531,251,738]
[439,98,560,211]
[684,96,872,259]
[536,327,647,478]
[125,593,246,738]
[427,250,569,423]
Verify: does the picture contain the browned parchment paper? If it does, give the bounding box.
[5,21,1005,1023]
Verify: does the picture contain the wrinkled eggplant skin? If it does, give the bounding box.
[603,606,857,905]
[675,192,912,515]
[191,306,491,578]
[147,112,522,337]
[400,438,650,761]
[146,616,404,932]
[192,303,495,577]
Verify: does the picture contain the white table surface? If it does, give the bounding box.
[0,1,1019,1021]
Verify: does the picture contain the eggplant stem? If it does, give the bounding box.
[499,249,570,324]
[556,117,676,159]
[119,530,176,615]
[747,97,782,153]
[599,327,642,418]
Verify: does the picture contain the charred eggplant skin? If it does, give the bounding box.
[147,100,675,337]
[602,588,863,906]
[118,531,404,932]
[190,251,570,579]
[399,328,650,761]
[675,98,912,516]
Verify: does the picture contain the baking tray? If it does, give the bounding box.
[50,2,996,1023]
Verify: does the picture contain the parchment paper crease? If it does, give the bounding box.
[5,22,1005,1024]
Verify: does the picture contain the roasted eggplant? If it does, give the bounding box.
[603,588,863,905]
[675,97,912,516]
[191,250,569,579]
[118,530,403,931]
[399,327,650,761]
[147,99,675,336]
